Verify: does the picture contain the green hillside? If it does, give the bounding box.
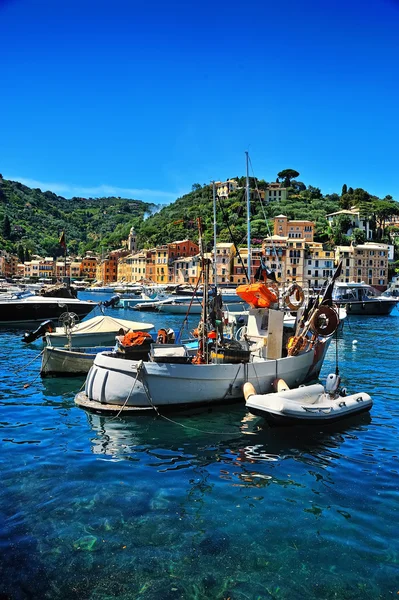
[0,175,152,258]
[1,172,398,261]
[137,182,342,250]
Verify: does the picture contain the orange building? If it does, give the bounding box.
[167,239,199,261]
[274,214,314,241]
[80,254,97,280]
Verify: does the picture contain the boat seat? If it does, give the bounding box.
[149,343,191,364]
[278,383,325,404]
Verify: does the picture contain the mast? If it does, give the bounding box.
[212,181,217,289]
[245,151,251,282]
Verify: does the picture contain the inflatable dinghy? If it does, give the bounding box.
[244,373,372,426]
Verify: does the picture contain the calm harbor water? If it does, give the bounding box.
[0,293,398,599]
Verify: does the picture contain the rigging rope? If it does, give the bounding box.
[216,194,250,283]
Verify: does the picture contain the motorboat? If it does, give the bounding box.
[244,373,372,426]
[43,314,154,348]
[0,292,96,327]
[332,282,399,315]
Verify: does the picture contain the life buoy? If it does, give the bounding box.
[283,284,305,311]
[309,305,339,337]
[156,328,168,344]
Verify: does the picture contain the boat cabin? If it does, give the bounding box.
[332,282,381,302]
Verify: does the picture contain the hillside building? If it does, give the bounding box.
[266,182,288,203]
[0,251,18,278]
[335,242,389,289]
[326,208,373,240]
[215,180,238,198]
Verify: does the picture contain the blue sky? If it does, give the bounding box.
[1,0,398,204]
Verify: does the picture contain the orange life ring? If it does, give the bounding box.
[156,328,168,344]
[283,284,304,311]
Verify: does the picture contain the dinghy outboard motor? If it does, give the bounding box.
[325,373,341,395]
[23,320,55,343]
[102,295,120,308]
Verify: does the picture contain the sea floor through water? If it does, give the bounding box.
[0,295,398,599]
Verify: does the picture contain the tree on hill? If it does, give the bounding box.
[289,180,306,193]
[341,184,347,195]
[17,244,25,263]
[2,215,11,239]
[277,169,300,187]
[352,228,366,245]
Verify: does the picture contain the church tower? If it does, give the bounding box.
[128,226,137,252]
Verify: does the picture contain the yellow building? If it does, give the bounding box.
[262,237,287,281]
[155,245,169,283]
[117,254,133,283]
[212,243,235,285]
[266,182,288,203]
[335,242,389,288]
[215,179,238,198]
[130,251,147,283]
[305,244,334,289]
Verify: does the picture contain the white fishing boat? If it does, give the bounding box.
[75,155,342,413]
[244,373,372,426]
[41,345,113,377]
[45,314,154,347]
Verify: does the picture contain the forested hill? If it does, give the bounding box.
[0,176,152,258]
[138,180,399,250]
[1,173,398,260]
[138,182,342,250]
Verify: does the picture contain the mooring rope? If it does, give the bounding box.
[109,360,144,421]
[137,362,244,435]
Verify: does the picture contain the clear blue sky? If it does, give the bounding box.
[1,0,398,204]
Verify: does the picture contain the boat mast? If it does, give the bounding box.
[212,181,217,289]
[245,151,251,282]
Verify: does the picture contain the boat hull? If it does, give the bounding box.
[0,297,96,327]
[41,346,106,377]
[41,345,151,377]
[335,299,398,315]
[76,344,327,411]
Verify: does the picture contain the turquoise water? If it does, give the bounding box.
[1,295,398,599]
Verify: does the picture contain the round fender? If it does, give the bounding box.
[284,284,305,311]
[243,382,256,401]
[309,305,339,336]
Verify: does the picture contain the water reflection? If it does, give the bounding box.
[84,406,372,471]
